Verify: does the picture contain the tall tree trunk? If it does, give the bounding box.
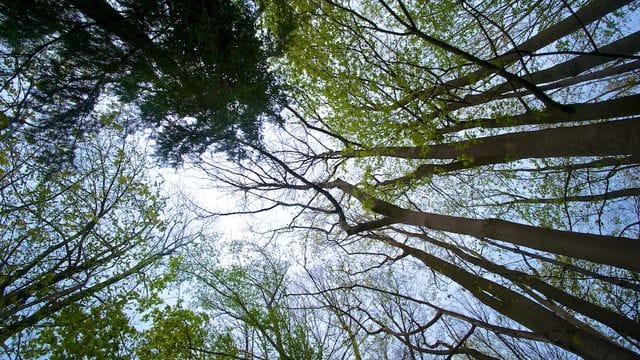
[436,95,640,135]
[335,117,640,160]
[329,118,640,186]
[69,0,151,48]
[372,233,639,360]
[398,229,640,340]
[324,179,640,272]
[496,187,640,205]
[444,31,640,113]
[386,0,634,110]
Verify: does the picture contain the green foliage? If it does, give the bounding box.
[0,123,190,351]
[182,242,324,360]
[0,0,284,164]
[24,300,137,360]
[22,296,216,360]
[137,304,210,360]
[257,0,299,53]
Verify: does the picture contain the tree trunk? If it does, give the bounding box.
[447,31,640,113]
[497,187,640,205]
[436,95,640,135]
[387,0,634,110]
[373,233,639,360]
[337,117,640,161]
[399,229,640,340]
[325,179,640,272]
[69,0,152,48]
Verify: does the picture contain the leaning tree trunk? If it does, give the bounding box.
[372,233,640,360]
[440,31,640,114]
[327,118,640,186]
[435,95,640,135]
[324,179,640,272]
[398,229,640,340]
[334,117,640,160]
[386,0,634,110]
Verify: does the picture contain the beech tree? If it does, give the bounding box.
[191,0,640,358]
[0,0,282,163]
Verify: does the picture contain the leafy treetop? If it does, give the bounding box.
[0,0,284,165]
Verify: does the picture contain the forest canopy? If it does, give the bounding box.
[0,0,282,164]
[1,0,640,359]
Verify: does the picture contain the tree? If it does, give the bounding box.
[180,241,327,359]
[136,303,212,360]
[0,118,193,354]
[23,285,214,359]
[190,0,640,358]
[2,0,639,358]
[22,297,139,359]
[0,0,282,164]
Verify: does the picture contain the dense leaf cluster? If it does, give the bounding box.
[0,0,282,164]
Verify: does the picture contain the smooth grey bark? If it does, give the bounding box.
[324,179,640,272]
[372,233,640,360]
[436,95,640,135]
[398,229,640,340]
[446,31,640,113]
[536,60,640,91]
[326,118,640,186]
[388,0,635,109]
[496,187,640,205]
[481,238,640,292]
[335,117,640,160]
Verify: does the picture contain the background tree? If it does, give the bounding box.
[0,0,282,164]
[23,297,139,359]
[0,116,194,355]
[180,241,328,359]
[23,282,214,359]
[189,0,640,358]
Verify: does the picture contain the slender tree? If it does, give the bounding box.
[0,120,193,350]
